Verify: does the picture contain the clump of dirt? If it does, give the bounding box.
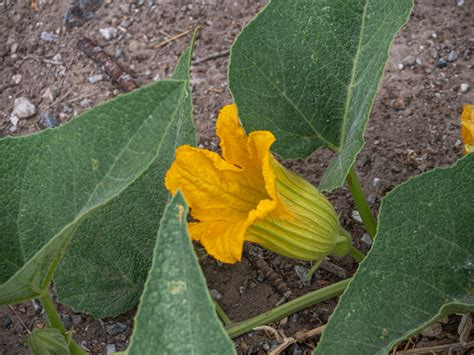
[1,0,473,354]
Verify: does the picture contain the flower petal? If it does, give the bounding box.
[188,221,247,263]
[165,145,270,223]
[461,104,474,154]
[216,104,249,168]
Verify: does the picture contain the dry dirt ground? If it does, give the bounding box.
[1,0,473,354]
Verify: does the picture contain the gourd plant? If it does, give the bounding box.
[1,1,472,354]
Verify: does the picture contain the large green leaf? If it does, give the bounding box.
[315,154,474,355]
[229,0,413,191]
[54,42,196,317]
[126,192,236,355]
[27,328,70,355]
[0,69,191,305]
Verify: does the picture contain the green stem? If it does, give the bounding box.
[349,246,365,262]
[214,300,232,326]
[225,278,351,338]
[346,166,377,239]
[39,293,86,355]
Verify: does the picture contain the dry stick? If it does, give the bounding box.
[154,27,194,49]
[394,340,474,354]
[245,246,294,304]
[254,324,327,355]
[193,50,230,65]
[77,38,138,92]
[320,259,347,279]
[7,305,31,334]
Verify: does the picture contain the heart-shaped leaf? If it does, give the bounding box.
[315,154,474,355]
[229,0,413,191]
[54,41,196,317]
[126,192,236,355]
[0,55,192,307]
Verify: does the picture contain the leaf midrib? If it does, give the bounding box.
[13,80,186,270]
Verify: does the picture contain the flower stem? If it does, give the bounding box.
[39,293,86,355]
[349,246,365,262]
[346,166,377,239]
[225,278,351,338]
[214,300,232,326]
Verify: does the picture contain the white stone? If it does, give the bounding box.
[460,83,470,93]
[351,210,363,224]
[373,177,382,190]
[88,74,103,84]
[12,74,22,84]
[13,97,36,118]
[99,27,118,41]
[361,233,372,247]
[106,344,116,353]
[10,115,19,126]
[397,63,404,71]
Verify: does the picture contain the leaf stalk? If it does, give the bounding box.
[225,278,351,338]
[346,166,378,239]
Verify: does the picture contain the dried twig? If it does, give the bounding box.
[154,27,195,49]
[245,245,294,304]
[193,50,230,65]
[394,340,474,354]
[8,305,31,334]
[77,38,138,92]
[320,259,347,279]
[254,324,326,355]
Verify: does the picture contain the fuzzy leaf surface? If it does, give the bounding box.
[229,0,413,191]
[27,328,70,355]
[315,155,474,355]
[0,78,189,306]
[127,192,236,355]
[54,43,196,317]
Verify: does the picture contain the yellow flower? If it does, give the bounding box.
[165,104,350,263]
[462,104,474,154]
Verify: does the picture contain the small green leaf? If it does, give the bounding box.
[229,0,413,191]
[315,155,474,355]
[27,328,70,355]
[54,41,197,317]
[127,192,236,355]
[0,76,189,305]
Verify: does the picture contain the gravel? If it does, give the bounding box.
[12,97,36,119]
[105,322,127,336]
[460,83,470,93]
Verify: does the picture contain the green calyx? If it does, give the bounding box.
[246,157,351,261]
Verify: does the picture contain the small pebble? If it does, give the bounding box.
[62,314,73,330]
[455,139,462,147]
[10,115,19,126]
[31,300,43,313]
[12,74,22,84]
[40,112,60,128]
[106,344,117,353]
[447,50,458,62]
[402,55,416,67]
[392,97,406,110]
[40,31,59,42]
[397,63,404,71]
[262,342,270,351]
[415,57,422,65]
[456,0,465,6]
[294,265,311,286]
[209,289,222,301]
[460,83,470,93]
[13,97,36,118]
[100,27,118,41]
[367,194,376,205]
[3,314,13,329]
[351,210,363,224]
[436,58,447,69]
[430,48,438,59]
[88,74,103,84]
[373,177,382,190]
[361,234,373,247]
[71,314,82,326]
[106,322,127,336]
[80,98,92,107]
